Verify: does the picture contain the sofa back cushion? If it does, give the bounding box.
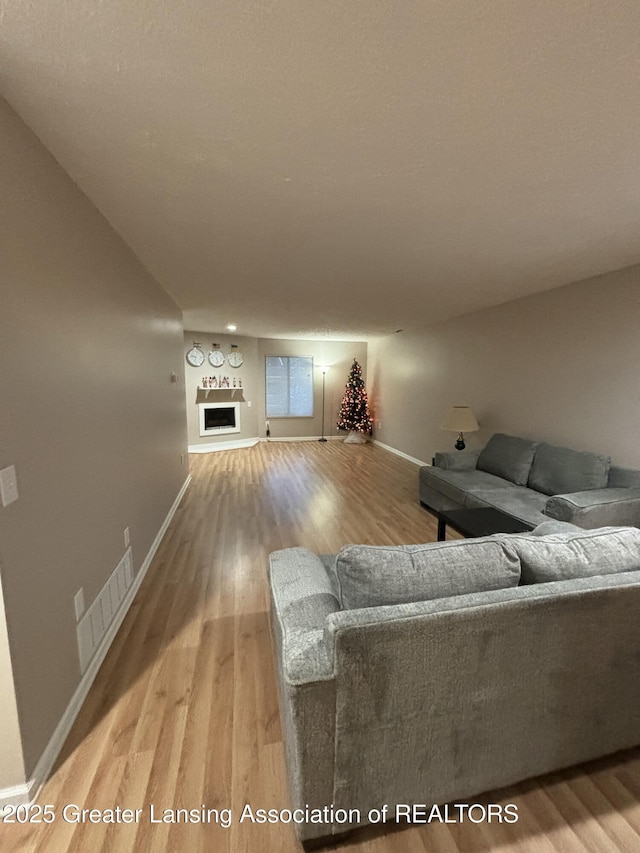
[609,465,640,489]
[512,526,640,584]
[476,433,538,486]
[528,443,611,496]
[335,538,521,610]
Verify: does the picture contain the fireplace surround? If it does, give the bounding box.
[198,401,241,437]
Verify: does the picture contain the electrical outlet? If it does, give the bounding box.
[74,588,85,621]
[247,400,252,407]
[0,465,19,507]
[124,526,130,548]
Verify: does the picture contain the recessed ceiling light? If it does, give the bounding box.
[226,324,237,332]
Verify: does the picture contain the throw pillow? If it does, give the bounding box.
[334,538,521,610]
[512,526,640,584]
[476,434,538,486]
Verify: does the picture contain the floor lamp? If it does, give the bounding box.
[319,367,329,442]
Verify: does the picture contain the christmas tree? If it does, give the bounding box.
[337,359,373,438]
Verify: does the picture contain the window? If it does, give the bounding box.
[265,356,314,417]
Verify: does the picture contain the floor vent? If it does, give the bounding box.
[76,547,134,673]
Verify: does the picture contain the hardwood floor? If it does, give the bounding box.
[3,440,640,852]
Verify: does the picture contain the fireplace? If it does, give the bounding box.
[198,402,241,437]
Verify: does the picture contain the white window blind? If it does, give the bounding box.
[265,356,314,417]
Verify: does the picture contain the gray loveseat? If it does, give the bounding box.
[269,523,640,844]
[419,433,640,529]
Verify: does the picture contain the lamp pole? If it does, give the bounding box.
[319,368,328,442]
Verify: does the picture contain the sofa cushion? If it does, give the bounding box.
[420,467,515,507]
[476,433,538,486]
[511,526,640,584]
[527,443,611,496]
[334,538,521,610]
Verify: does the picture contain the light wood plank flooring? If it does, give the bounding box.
[2,441,640,852]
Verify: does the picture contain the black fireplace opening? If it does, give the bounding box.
[204,406,236,430]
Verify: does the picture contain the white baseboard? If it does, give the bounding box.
[372,439,430,467]
[260,435,342,442]
[188,438,259,453]
[0,782,31,808]
[0,474,192,808]
[189,436,346,451]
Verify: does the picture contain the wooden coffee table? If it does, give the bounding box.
[436,507,534,541]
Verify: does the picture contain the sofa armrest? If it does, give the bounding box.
[268,549,339,838]
[545,488,640,529]
[268,547,339,684]
[433,449,481,471]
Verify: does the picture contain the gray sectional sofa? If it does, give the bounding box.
[419,433,640,529]
[269,522,640,844]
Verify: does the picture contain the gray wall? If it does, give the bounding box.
[0,96,188,783]
[369,267,640,468]
[184,333,368,444]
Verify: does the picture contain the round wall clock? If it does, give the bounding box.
[186,344,205,367]
[208,349,225,367]
[227,350,244,368]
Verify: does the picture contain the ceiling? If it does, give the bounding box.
[2,1,640,340]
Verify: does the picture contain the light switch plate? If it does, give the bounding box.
[0,466,19,507]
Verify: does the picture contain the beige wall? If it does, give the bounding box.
[369,267,640,468]
[256,339,368,440]
[0,96,188,783]
[184,335,368,444]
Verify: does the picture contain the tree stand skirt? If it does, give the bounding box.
[344,430,368,444]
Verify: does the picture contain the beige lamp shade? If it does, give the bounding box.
[440,406,479,433]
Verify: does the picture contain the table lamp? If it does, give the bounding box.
[440,406,479,450]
